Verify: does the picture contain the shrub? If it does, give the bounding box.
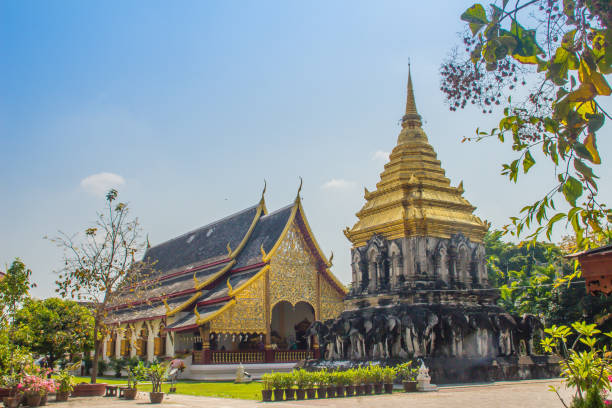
[261,373,273,391]
[127,361,147,389]
[97,360,109,377]
[56,368,74,393]
[319,370,331,387]
[293,369,309,389]
[270,372,284,390]
[109,357,126,378]
[146,362,168,394]
[395,362,417,381]
[382,367,397,384]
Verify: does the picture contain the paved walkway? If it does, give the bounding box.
[60,379,573,407]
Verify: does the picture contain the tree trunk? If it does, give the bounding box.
[90,323,100,384]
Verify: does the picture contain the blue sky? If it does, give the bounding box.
[2,1,611,299]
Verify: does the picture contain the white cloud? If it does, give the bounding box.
[321,178,356,190]
[80,172,126,196]
[372,150,390,161]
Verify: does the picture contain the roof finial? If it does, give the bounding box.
[402,61,422,128]
[296,176,303,202]
[260,179,267,202]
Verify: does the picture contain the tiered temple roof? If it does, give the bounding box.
[106,190,346,332]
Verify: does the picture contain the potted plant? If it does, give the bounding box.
[21,374,46,407]
[345,369,356,397]
[293,369,307,400]
[55,369,74,402]
[396,362,418,392]
[304,371,316,399]
[355,367,367,396]
[1,372,23,408]
[281,372,295,401]
[260,373,273,402]
[334,371,347,397]
[382,367,396,394]
[146,362,168,404]
[270,372,284,401]
[371,366,384,394]
[315,370,328,398]
[39,378,56,406]
[125,361,147,400]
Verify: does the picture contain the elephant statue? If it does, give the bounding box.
[491,313,517,356]
[411,307,439,357]
[513,314,543,355]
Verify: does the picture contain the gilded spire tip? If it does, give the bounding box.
[402,63,422,128]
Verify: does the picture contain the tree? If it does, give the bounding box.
[0,259,35,376]
[14,298,94,368]
[485,230,612,330]
[441,0,612,251]
[50,190,155,383]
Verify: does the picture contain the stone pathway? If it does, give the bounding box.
[59,379,573,407]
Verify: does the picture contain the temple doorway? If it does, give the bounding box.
[270,301,315,350]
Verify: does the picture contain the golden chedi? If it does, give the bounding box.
[344,68,494,308]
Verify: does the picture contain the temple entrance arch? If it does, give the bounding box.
[270,301,315,350]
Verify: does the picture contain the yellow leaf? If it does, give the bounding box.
[590,71,612,95]
[568,83,596,102]
[575,100,596,118]
[579,58,591,83]
[584,133,601,164]
[513,54,538,64]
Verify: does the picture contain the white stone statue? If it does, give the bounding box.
[234,363,251,383]
[416,360,438,392]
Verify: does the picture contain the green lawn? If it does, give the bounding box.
[72,377,263,400]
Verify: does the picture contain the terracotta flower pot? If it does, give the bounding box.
[56,391,69,402]
[261,389,272,402]
[364,384,373,394]
[71,383,107,397]
[295,389,305,400]
[284,388,295,400]
[384,383,394,394]
[124,388,138,400]
[306,388,316,399]
[402,381,417,392]
[26,393,41,407]
[149,392,164,404]
[273,389,284,401]
[3,396,21,408]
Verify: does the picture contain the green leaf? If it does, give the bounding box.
[573,142,594,162]
[461,4,489,25]
[586,113,605,133]
[573,159,597,180]
[511,20,544,63]
[562,176,583,206]
[523,150,535,173]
